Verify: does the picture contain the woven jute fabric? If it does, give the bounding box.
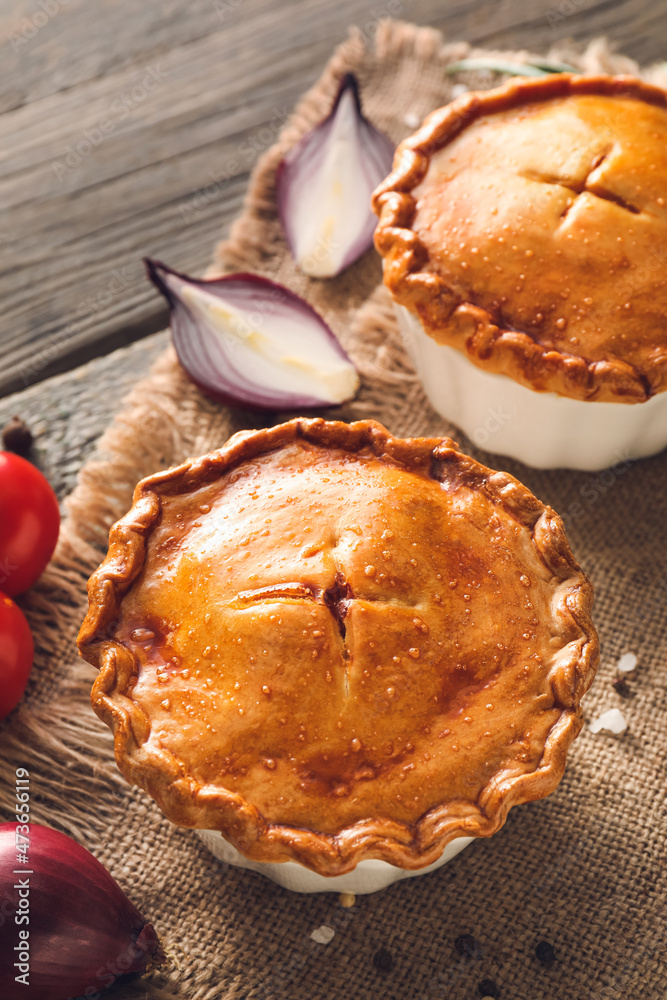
[1,21,666,1000]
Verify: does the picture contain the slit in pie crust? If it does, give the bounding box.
[372,74,667,404]
[78,419,598,876]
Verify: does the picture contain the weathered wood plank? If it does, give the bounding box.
[0,0,228,114]
[0,0,664,396]
[0,331,169,502]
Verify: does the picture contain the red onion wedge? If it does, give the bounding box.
[0,821,163,1000]
[276,73,394,278]
[145,259,359,410]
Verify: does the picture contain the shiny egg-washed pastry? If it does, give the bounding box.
[373,74,667,403]
[78,419,598,875]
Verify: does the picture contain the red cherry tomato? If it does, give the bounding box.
[0,592,34,718]
[0,452,60,596]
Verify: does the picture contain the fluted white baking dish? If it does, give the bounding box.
[198,829,474,894]
[395,304,667,471]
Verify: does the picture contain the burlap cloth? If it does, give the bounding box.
[2,20,666,1000]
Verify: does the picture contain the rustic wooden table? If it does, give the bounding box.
[0,0,665,490]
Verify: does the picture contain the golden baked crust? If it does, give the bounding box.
[78,418,598,875]
[372,74,667,403]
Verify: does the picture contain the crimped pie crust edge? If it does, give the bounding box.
[372,73,667,405]
[78,418,599,875]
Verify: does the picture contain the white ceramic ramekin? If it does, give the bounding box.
[395,304,667,471]
[198,830,474,894]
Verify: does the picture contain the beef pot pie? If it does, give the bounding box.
[372,74,667,470]
[78,419,598,892]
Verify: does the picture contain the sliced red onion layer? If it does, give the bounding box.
[145,259,359,409]
[276,73,394,278]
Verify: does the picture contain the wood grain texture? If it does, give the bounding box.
[0,331,169,501]
[0,0,665,396]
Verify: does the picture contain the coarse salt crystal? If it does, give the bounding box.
[589,708,628,735]
[617,652,638,673]
[310,925,335,945]
[452,83,469,98]
[403,111,420,128]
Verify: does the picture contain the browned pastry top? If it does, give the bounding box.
[78,419,598,875]
[373,74,667,403]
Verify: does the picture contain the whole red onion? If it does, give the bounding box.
[0,822,163,1000]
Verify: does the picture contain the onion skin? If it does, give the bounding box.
[0,823,162,1000]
